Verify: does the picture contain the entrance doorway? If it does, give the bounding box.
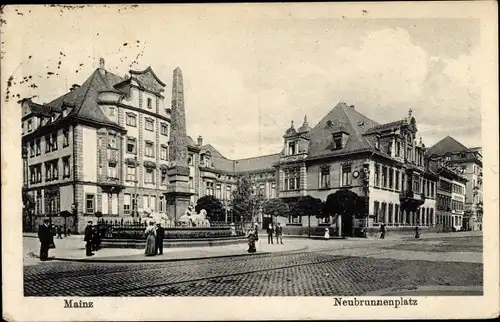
[341,213,354,237]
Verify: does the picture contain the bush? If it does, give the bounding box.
[107,228,244,240]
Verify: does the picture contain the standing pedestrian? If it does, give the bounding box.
[415,226,420,239]
[267,223,274,244]
[246,226,257,253]
[92,225,101,251]
[56,225,63,239]
[38,219,53,261]
[144,222,157,256]
[155,223,165,255]
[84,221,94,256]
[324,227,330,240]
[380,223,386,239]
[275,222,283,245]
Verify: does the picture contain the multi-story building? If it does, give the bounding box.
[22,59,175,232]
[426,137,483,230]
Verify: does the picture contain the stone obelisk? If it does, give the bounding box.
[166,67,193,224]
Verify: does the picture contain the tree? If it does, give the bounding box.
[323,189,364,217]
[231,176,264,223]
[195,195,225,221]
[293,195,323,237]
[262,198,289,223]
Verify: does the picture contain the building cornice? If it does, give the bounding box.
[116,102,170,123]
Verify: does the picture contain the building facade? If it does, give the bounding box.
[24,61,464,236]
[427,137,483,230]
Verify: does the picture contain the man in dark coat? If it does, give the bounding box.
[84,220,94,256]
[155,223,165,255]
[38,219,52,261]
[267,224,274,244]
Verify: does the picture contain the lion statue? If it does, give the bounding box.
[178,206,210,227]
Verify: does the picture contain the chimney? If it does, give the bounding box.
[197,135,203,146]
[99,57,105,75]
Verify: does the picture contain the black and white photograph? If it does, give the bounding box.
[2,3,498,321]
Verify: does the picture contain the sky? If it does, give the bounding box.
[2,4,484,160]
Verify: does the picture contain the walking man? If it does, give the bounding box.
[38,219,52,261]
[267,223,274,244]
[84,220,94,256]
[275,222,283,244]
[155,223,165,255]
[379,223,386,239]
[56,225,63,239]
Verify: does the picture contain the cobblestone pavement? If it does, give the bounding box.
[24,235,483,296]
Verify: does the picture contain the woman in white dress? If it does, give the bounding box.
[324,227,330,240]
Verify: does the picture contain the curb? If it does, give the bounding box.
[27,246,309,264]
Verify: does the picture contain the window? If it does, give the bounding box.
[30,141,35,157]
[189,176,194,189]
[63,128,69,147]
[124,194,131,214]
[45,135,51,153]
[342,164,352,186]
[206,182,214,196]
[373,201,380,223]
[288,215,302,224]
[45,162,52,181]
[126,137,137,154]
[380,202,387,223]
[388,168,394,189]
[27,120,33,132]
[188,154,194,165]
[374,164,380,187]
[144,168,155,184]
[396,141,401,156]
[161,169,168,185]
[227,186,232,200]
[288,141,296,155]
[145,118,154,131]
[381,166,387,188]
[394,204,400,224]
[108,135,117,149]
[375,137,380,150]
[159,196,165,212]
[413,174,421,193]
[35,138,41,155]
[126,166,136,181]
[395,170,400,191]
[388,203,393,224]
[63,157,71,178]
[284,168,300,190]
[333,134,343,150]
[258,184,265,197]
[161,145,168,160]
[85,194,95,214]
[271,183,276,198]
[107,165,117,178]
[51,132,58,151]
[150,196,156,211]
[430,208,434,226]
[160,123,169,136]
[147,98,152,109]
[145,141,154,157]
[216,184,222,199]
[320,166,330,188]
[126,113,137,127]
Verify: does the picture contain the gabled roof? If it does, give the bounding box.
[44,69,126,129]
[129,66,166,87]
[426,136,470,156]
[364,119,406,134]
[201,144,227,159]
[307,102,379,158]
[234,153,281,173]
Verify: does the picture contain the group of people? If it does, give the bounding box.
[266,223,284,245]
[379,223,421,239]
[144,222,165,256]
[84,221,104,256]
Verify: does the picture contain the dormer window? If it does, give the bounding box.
[108,135,117,149]
[288,141,296,155]
[205,156,211,167]
[375,137,380,150]
[27,120,33,132]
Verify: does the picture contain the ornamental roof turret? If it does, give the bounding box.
[283,120,297,138]
[297,115,312,133]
